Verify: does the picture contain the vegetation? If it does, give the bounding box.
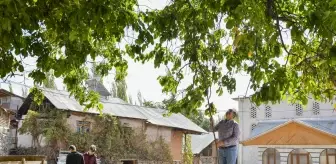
[0,131,9,155]
[20,110,172,162]
[1,0,335,115]
[143,95,211,131]
[182,134,193,164]
[43,71,57,89]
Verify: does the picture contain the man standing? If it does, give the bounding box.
[84,145,98,164]
[213,109,240,164]
[66,145,84,164]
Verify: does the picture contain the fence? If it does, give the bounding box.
[0,155,47,164]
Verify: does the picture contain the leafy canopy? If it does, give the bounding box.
[1,0,336,114]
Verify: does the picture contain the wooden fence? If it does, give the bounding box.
[0,155,46,164]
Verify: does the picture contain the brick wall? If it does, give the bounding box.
[170,130,183,161]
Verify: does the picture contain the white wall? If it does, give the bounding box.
[258,145,336,164]
[237,98,336,164]
[9,97,23,111]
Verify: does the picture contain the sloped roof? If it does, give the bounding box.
[86,79,111,97]
[0,89,24,99]
[191,132,218,154]
[19,88,206,134]
[243,118,336,145]
[250,118,336,139]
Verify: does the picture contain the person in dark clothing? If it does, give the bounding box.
[84,145,98,164]
[66,145,84,164]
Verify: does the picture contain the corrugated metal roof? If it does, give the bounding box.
[191,132,218,154]
[249,118,336,139]
[38,88,206,133]
[86,79,111,97]
[137,107,206,133]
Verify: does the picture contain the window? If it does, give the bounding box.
[312,102,320,115]
[288,149,312,164]
[251,123,257,131]
[295,104,303,116]
[76,121,91,133]
[320,149,336,164]
[262,148,280,164]
[265,106,272,118]
[251,106,257,118]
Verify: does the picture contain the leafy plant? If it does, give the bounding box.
[19,110,43,148]
[2,0,335,115]
[182,134,193,164]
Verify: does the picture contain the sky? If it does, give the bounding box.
[0,0,256,117]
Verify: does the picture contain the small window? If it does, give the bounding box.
[320,148,336,164]
[76,121,91,133]
[251,107,257,118]
[251,123,257,131]
[288,148,312,164]
[295,104,303,116]
[312,102,320,115]
[265,106,272,118]
[262,148,280,164]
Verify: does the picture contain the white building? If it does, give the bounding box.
[235,97,336,164]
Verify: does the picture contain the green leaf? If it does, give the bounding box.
[69,31,77,41]
[226,19,234,29]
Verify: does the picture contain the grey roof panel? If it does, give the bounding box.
[191,132,218,154]
[250,120,286,138]
[137,107,207,133]
[37,88,205,133]
[300,118,336,136]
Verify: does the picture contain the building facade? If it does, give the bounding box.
[235,97,336,164]
[17,87,206,162]
[0,89,24,152]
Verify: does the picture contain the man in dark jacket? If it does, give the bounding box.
[84,145,98,164]
[66,145,84,164]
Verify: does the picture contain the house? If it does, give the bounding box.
[0,89,24,112]
[191,132,218,164]
[17,84,206,162]
[0,89,24,151]
[234,96,336,164]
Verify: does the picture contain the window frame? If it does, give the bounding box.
[76,120,91,133]
[262,148,280,164]
[288,148,312,164]
[320,148,336,164]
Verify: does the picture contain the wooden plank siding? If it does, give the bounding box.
[257,147,329,164]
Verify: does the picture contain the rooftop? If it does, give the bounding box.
[18,88,206,134]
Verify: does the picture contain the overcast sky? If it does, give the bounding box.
[0,0,258,117]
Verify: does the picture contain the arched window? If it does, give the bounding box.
[262,148,280,164]
[295,104,303,116]
[312,102,320,115]
[320,148,336,164]
[251,106,257,118]
[265,106,272,118]
[288,149,312,164]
